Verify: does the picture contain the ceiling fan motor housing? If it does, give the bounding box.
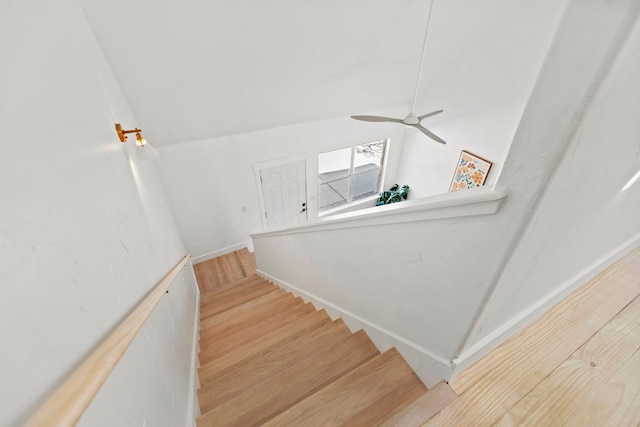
[403,113,420,125]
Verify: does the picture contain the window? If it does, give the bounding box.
[318,139,388,212]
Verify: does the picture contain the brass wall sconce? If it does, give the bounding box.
[115,123,158,160]
[115,123,146,146]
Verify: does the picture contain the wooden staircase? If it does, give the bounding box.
[194,250,455,426]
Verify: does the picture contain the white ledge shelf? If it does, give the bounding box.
[252,186,508,238]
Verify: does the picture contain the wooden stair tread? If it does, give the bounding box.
[380,381,457,426]
[198,317,351,387]
[200,275,268,304]
[197,319,354,410]
[200,288,292,330]
[200,274,262,300]
[199,305,327,365]
[197,330,380,426]
[263,348,425,426]
[199,280,277,319]
[199,275,264,306]
[197,309,331,385]
[199,295,305,344]
[195,253,436,426]
[199,289,296,334]
[345,377,427,425]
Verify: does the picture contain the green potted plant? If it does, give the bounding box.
[376,184,410,206]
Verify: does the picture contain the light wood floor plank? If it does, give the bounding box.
[199,297,304,344]
[200,275,263,301]
[199,290,294,336]
[494,295,640,426]
[426,246,640,427]
[198,320,333,386]
[197,319,353,410]
[217,253,245,285]
[575,348,640,427]
[380,381,457,427]
[264,349,417,427]
[199,303,317,364]
[235,247,257,277]
[197,309,331,380]
[345,375,426,426]
[200,282,278,319]
[197,330,379,427]
[194,249,257,293]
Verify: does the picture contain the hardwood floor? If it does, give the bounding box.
[426,245,640,427]
[193,248,257,293]
[193,246,640,426]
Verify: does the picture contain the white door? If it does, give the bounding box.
[259,160,307,229]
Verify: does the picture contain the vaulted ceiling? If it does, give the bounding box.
[79,0,567,147]
[80,0,428,146]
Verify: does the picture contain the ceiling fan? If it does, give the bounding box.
[351,0,446,145]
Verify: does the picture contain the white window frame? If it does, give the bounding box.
[318,139,389,214]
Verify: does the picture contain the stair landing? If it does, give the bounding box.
[193,247,257,294]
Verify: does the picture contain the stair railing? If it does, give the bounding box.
[26,255,191,427]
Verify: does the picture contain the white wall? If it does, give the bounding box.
[395,0,568,199]
[157,0,570,260]
[0,1,195,425]
[157,108,409,259]
[464,7,640,354]
[79,269,198,427]
[250,0,640,384]
[252,189,506,386]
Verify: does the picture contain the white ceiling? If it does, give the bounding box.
[79,0,568,149]
[79,0,428,146]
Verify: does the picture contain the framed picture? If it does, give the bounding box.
[449,150,492,192]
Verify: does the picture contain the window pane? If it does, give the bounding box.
[352,141,385,200]
[318,140,387,212]
[318,148,351,211]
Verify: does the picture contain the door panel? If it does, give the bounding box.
[260,160,307,229]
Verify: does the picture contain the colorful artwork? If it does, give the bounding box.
[449,150,492,192]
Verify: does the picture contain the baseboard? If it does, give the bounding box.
[256,269,453,388]
[450,233,640,378]
[191,241,252,264]
[185,261,201,427]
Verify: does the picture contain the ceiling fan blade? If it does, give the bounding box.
[351,115,404,124]
[417,110,444,121]
[415,124,446,144]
